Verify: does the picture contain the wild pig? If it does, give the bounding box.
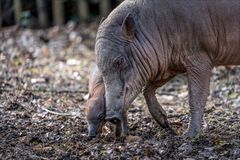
[96,0,240,138]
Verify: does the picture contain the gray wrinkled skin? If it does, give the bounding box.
[86,66,128,138]
[85,66,106,138]
[96,0,240,138]
[86,65,172,138]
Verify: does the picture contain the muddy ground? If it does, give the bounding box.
[0,24,239,160]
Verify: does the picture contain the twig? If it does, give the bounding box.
[38,105,80,117]
[0,87,88,94]
[30,155,49,160]
[79,141,98,156]
[156,92,179,97]
[40,107,72,116]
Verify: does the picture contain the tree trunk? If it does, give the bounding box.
[52,0,64,26]
[36,0,48,27]
[100,0,111,17]
[13,0,22,24]
[0,0,2,28]
[77,0,89,21]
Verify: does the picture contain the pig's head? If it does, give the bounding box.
[96,13,148,124]
[85,86,106,139]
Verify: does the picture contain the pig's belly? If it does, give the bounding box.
[213,44,240,66]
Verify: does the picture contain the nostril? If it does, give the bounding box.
[106,116,121,124]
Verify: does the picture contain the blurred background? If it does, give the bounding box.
[0,0,123,28]
[0,0,125,93]
[0,1,128,129]
[0,0,240,159]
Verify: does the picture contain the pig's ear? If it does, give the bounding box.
[122,13,136,40]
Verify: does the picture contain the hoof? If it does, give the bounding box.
[182,130,201,139]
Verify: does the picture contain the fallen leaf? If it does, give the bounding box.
[126,135,142,143]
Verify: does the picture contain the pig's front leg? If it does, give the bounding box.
[144,86,170,129]
[143,77,175,131]
[184,53,212,138]
[115,110,129,137]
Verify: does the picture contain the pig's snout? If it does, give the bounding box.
[105,98,123,124]
[105,112,121,124]
[88,124,98,139]
[88,130,97,139]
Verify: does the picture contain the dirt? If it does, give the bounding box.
[0,24,239,160]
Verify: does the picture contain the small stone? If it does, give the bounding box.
[178,143,193,152]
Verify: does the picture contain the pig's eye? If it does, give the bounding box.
[113,56,126,69]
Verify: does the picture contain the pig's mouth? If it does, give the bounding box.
[105,116,121,124]
[105,98,133,125]
[105,110,122,125]
[105,86,141,126]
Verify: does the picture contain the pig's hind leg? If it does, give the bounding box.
[184,53,213,138]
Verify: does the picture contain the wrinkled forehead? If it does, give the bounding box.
[96,38,119,54]
[96,39,117,61]
[95,20,128,70]
[95,38,125,71]
[95,25,124,54]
